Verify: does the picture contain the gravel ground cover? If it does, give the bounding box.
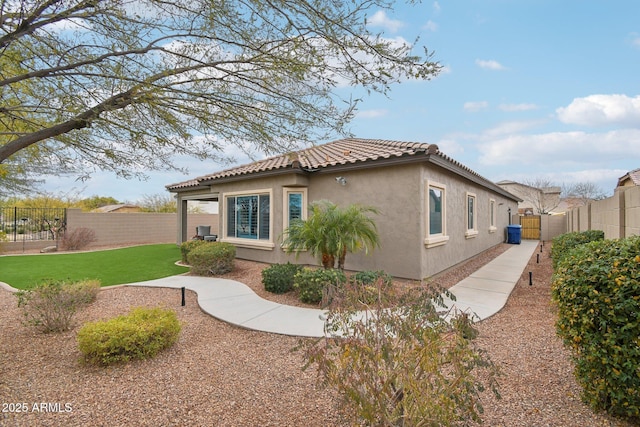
[0,243,634,426]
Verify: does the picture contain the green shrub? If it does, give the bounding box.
[347,270,394,305]
[552,236,640,418]
[187,242,236,276]
[262,262,303,294]
[77,306,181,366]
[179,239,209,263]
[16,279,101,333]
[551,230,605,267]
[293,268,347,305]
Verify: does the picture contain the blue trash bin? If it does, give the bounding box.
[507,225,522,244]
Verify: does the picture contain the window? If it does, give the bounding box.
[224,190,273,247]
[283,187,307,229]
[489,198,497,233]
[425,182,449,248]
[465,192,478,238]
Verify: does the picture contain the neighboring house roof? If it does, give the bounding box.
[617,168,640,187]
[167,138,520,201]
[92,204,141,213]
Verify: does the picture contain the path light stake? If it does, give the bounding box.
[181,287,186,306]
[529,271,533,286]
[537,253,540,264]
[540,244,543,253]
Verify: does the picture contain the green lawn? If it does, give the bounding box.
[0,244,189,290]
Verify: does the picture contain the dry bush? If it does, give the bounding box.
[60,227,97,251]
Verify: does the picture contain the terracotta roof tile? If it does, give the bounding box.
[166,138,497,193]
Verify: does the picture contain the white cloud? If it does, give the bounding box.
[475,59,506,70]
[357,109,389,119]
[556,94,640,127]
[483,120,545,137]
[368,10,405,33]
[423,20,438,32]
[463,101,489,112]
[433,2,441,13]
[478,129,640,166]
[499,103,539,112]
[435,139,465,156]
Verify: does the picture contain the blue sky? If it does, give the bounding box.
[43,0,640,202]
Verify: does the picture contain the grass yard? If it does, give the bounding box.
[0,244,189,289]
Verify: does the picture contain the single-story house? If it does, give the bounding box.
[167,138,520,280]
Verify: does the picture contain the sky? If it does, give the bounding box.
[42,0,640,202]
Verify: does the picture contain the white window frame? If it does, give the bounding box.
[489,198,497,233]
[221,189,274,250]
[425,181,449,248]
[465,192,478,239]
[282,187,308,230]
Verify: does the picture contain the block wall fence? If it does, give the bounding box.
[566,186,640,239]
[2,209,218,253]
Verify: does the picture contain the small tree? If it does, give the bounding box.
[298,280,500,426]
[282,200,380,269]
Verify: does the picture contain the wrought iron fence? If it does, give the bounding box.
[0,207,67,242]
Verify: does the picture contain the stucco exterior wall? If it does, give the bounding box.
[419,165,517,280]
[173,161,519,280]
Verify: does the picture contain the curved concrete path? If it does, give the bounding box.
[129,240,538,337]
[1,241,538,338]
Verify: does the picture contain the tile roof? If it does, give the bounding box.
[617,168,640,187]
[166,138,512,200]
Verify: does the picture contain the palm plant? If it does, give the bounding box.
[282,200,380,269]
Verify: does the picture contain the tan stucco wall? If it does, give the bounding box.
[419,165,517,280]
[177,162,519,280]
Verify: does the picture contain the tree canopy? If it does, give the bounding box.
[0,0,440,195]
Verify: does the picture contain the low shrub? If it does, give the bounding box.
[293,268,347,305]
[77,306,181,366]
[187,242,236,276]
[550,230,604,267]
[552,236,640,418]
[180,239,209,263]
[348,270,393,305]
[16,279,101,333]
[262,262,303,294]
[60,227,97,251]
[297,282,499,426]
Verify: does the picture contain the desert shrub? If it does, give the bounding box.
[16,279,101,333]
[293,268,347,305]
[180,239,209,263]
[552,236,640,418]
[262,262,303,294]
[187,242,236,276]
[60,227,97,251]
[77,306,181,366]
[297,282,500,426]
[550,230,604,267]
[348,270,393,305]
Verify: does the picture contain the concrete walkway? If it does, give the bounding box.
[130,240,539,337]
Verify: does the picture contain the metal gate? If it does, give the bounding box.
[520,215,541,240]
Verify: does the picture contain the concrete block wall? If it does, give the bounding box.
[566,186,640,239]
[65,209,218,248]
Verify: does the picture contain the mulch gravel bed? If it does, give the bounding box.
[0,243,635,426]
